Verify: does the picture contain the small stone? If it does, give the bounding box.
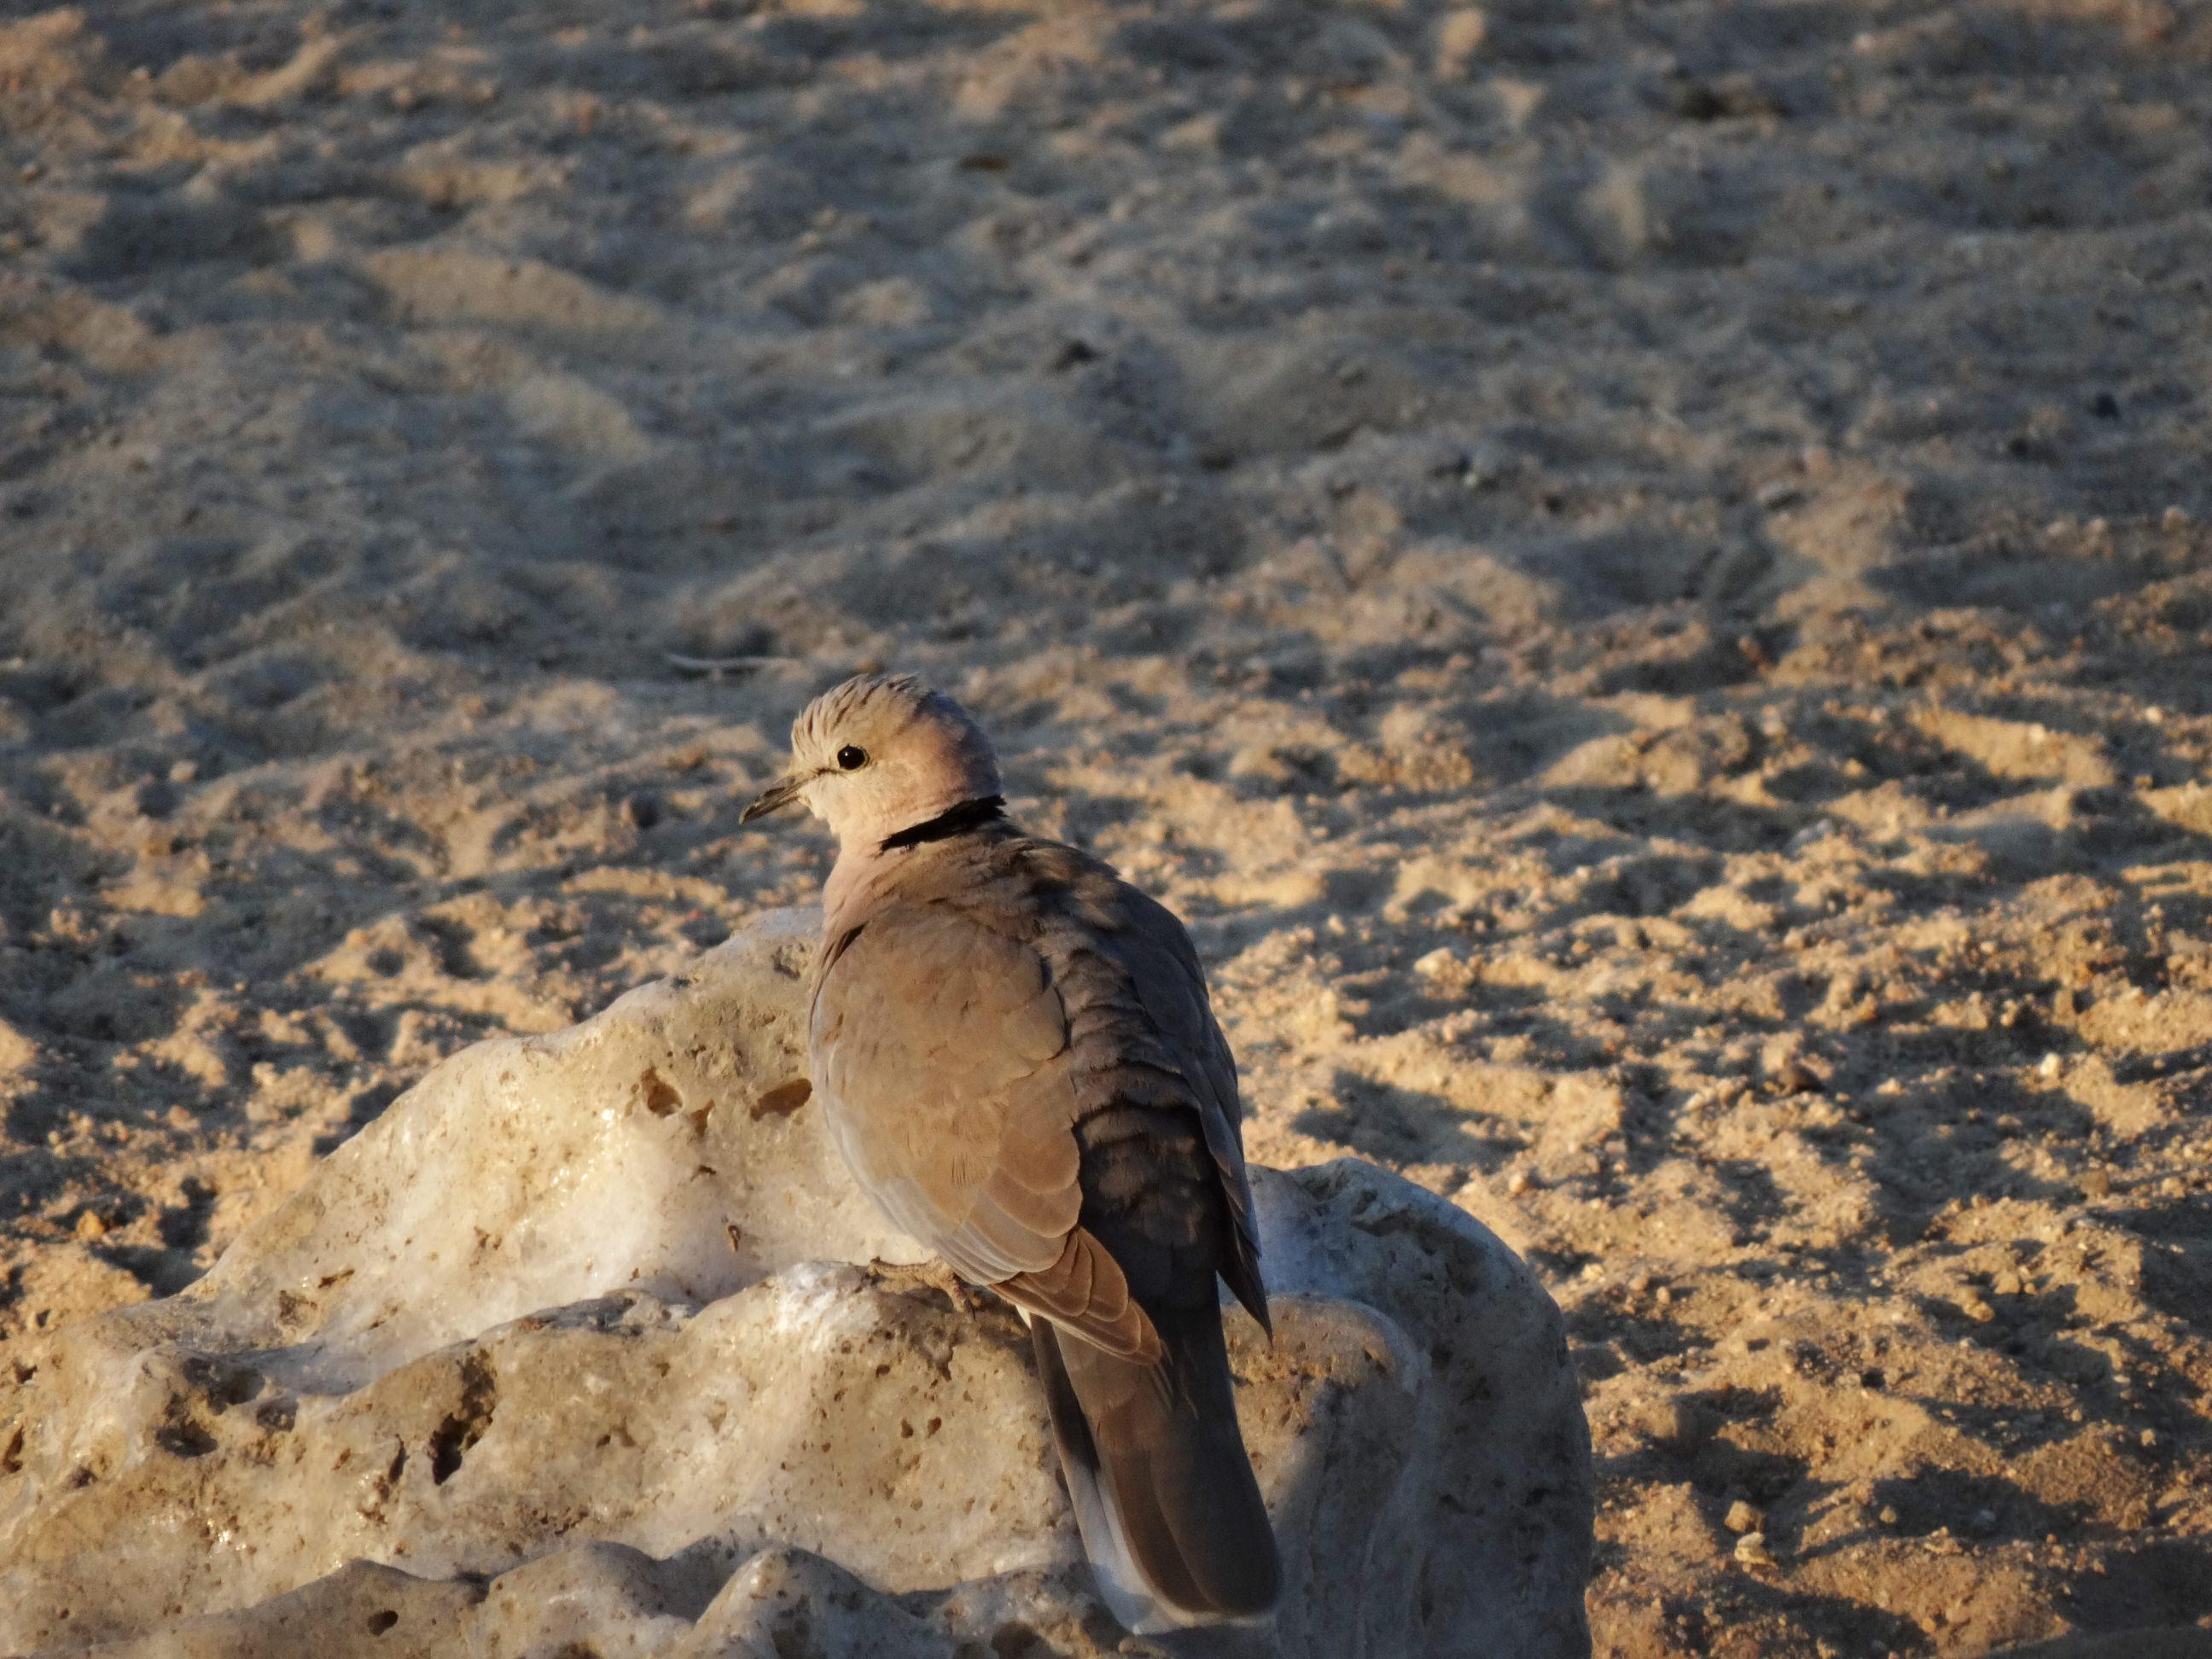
[1733,1531,1775,1566]
[1639,1398,1705,1455]
[1506,1168,1534,1196]
[2081,1168,2113,1197]
[1725,1499,1762,1534]
[2038,1053,2061,1079]
[1413,947,1460,981]
[74,1211,108,1242]
[1993,1270,2023,1296]
[168,760,200,784]
[1958,1294,1996,1324]
[2141,1429,2158,1449]
[1434,8,1487,78]
[1226,745,1290,783]
[1878,1505,1899,1524]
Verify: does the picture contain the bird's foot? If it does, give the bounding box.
[923,1258,984,1316]
[867,1256,984,1317]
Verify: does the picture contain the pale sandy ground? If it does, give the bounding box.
[2,0,2210,1652]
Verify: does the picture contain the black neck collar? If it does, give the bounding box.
[880,795,1007,852]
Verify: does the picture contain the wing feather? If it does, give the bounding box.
[1000,1229,1161,1364]
[812,900,1085,1289]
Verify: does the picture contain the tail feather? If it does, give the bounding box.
[1033,1306,1280,1633]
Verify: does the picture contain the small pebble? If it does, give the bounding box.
[1641,1399,1704,1453]
[1733,1531,1775,1566]
[1724,1499,1762,1534]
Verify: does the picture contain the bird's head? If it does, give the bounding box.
[741,673,1002,850]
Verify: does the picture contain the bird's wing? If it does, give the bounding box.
[812,898,1159,1361]
[1075,882,1270,1332]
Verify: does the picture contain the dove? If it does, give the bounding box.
[740,672,1280,1633]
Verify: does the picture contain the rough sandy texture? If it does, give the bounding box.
[0,0,2209,1651]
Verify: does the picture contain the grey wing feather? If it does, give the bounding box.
[1093,888,1269,1324]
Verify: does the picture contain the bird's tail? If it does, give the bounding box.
[1032,1304,1281,1634]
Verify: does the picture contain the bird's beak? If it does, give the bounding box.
[740,771,811,823]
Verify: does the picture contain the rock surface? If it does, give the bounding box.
[0,909,1593,1658]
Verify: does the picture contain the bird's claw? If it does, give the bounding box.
[867,1256,984,1317]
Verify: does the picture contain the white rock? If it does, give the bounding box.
[0,910,1593,1659]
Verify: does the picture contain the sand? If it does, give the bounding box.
[0,0,2209,1651]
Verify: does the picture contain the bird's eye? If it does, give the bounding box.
[835,745,868,771]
